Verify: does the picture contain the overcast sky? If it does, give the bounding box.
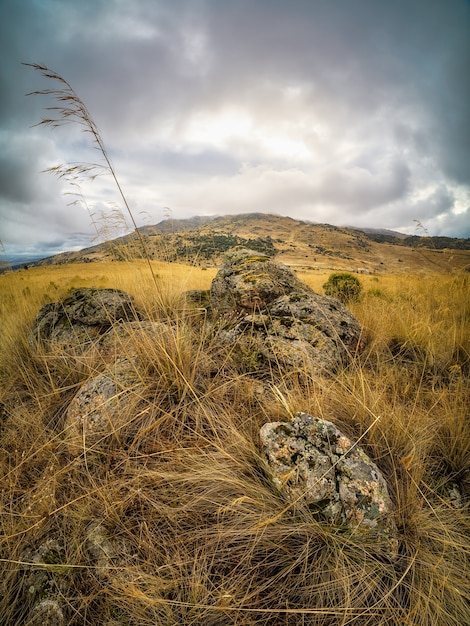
[1,0,470,260]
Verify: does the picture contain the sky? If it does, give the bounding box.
[1,0,470,261]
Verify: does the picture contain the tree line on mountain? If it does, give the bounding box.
[364,233,470,250]
[165,233,276,262]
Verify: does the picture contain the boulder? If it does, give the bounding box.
[33,287,141,346]
[63,357,142,454]
[210,248,364,375]
[260,412,398,559]
[210,248,311,314]
[97,320,169,360]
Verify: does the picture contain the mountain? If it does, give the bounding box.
[29,213,470,274]
[348,226,408,239]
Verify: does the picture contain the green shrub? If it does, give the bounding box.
[323,272,362,303]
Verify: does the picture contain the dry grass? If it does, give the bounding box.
[0,263,468,625]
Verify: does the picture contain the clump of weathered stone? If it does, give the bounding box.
[26,599,65,626]
[21,539,66,626]
[260,412,398,559]
[210,247,312,314]
[63,356,142,454]
[210,248,364,376]
[33,287,141,345]
[437,479,465,509]
[86,520,117,577]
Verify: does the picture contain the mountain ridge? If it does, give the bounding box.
[19,213,470,274]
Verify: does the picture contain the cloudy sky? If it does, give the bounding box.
[1,0,470,260]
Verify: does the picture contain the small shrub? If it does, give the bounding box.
[323,272,362,303]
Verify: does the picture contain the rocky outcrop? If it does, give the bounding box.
[260,412,398,559]
[210,248,364,375]
[32,289,173,453]
[33,287,141,346]
[210,247,312,314]
[32,260,365,456]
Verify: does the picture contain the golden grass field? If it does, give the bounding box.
[0,259,469,625]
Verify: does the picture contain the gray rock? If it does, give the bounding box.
[86,520,117,577]
[97,320,169,360]
[211,248,364,375]
[63,357,142,454]
[33,288,141,345]
[260,412,398,559]
[21,539,66,626]
[210,248,311,314]
[26,599,64,626]
[437,479,465,509]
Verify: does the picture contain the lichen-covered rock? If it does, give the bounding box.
[20,539,66,626]
[63,357,142,454]
[437,479,465,509]
[26,599,64,626]
[85,520,141,591]
[33,287,141,345]
[97,320,169,360]
[86,520,117,577]
[260,412,398,559]
[211,248,364,376]
[210,248,311,314]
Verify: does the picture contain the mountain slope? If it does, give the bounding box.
[31,213,470,274]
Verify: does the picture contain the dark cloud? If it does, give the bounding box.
[1,0,469,258]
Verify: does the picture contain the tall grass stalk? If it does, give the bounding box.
[23,62,159,288]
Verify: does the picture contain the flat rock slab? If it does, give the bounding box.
[260,412,398,559]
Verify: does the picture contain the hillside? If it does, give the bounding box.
[30,213,470,274]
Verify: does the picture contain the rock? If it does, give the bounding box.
[210,248,311,314]
[210,248,364,376]
[63,357,142,454]
[437,479,465,509]
[61,320,179,453]
[33,288,141,345]
[26,599,64,626]
[260,412,398,559]
[86,520,117,577]
[21,539,66,626]
[184,289,212,309]
[97,320,169,360]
